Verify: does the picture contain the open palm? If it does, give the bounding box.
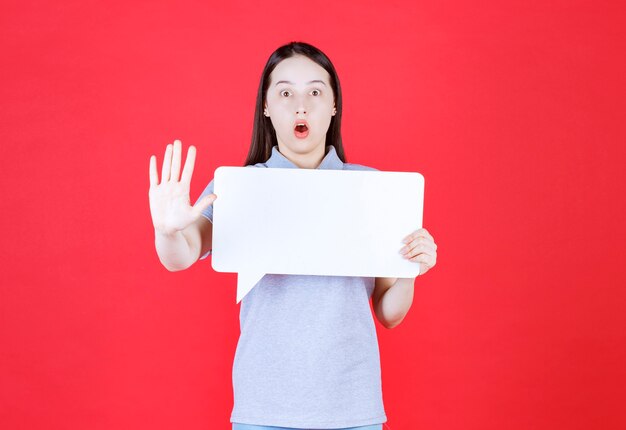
[148,140,215,235]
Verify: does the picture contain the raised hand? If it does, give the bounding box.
[149,140,216,236]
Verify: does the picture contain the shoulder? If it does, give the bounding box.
[343,163,379,172]
[202,163,266,191]
[246,162,269,169]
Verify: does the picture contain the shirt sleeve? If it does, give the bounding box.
[194,178,215,260]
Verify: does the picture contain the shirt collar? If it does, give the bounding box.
[266,145,344,170]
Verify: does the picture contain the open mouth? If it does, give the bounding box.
[294,121,309,139]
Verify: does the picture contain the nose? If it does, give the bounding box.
[295,94,308,115]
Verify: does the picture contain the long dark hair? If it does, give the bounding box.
[244,41,346,166]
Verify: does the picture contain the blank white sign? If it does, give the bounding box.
[211,167,424,303]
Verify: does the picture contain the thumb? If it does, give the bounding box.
[192,194,217,217]
[418,263,426,276]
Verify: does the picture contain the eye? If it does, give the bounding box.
[311,89,321,96]
[280,90,291,97]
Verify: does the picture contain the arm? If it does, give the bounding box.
[154,216,213,271]
[372,228,438,329]
[372,277,415,329]
[149,140,216,271]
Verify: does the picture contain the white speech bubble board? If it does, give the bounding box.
[211,167,424,303]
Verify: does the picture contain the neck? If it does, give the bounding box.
[277,143,326,169]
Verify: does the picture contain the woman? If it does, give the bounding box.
[149,41,438,430]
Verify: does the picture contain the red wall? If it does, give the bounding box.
[1,1,625,429]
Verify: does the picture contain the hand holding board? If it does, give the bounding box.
[211,167,424,303]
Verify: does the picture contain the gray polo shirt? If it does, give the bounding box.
[195,145,387,429]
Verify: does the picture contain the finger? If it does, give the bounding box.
[402,231,415,244]
[149,155,158,187]
[402,229,423,244]
[191,194,217,218]
[403,228,433,243]
[400,236,435,256]
[170,139,182,182]
[409,254,431,276]
[409,254,437,269]
[404,243,436,260]
[409,253,434,266]
[161,143,173,183]
[180,145,196,185]
[417,228,434,241]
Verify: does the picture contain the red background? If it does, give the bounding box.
[1,1,625,429]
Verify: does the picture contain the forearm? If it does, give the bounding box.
[154,229,196,271]
[377,277,415,328]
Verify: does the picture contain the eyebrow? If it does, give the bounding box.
[274,80,327,87]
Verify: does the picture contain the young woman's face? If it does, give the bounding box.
[265,55,336,157]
